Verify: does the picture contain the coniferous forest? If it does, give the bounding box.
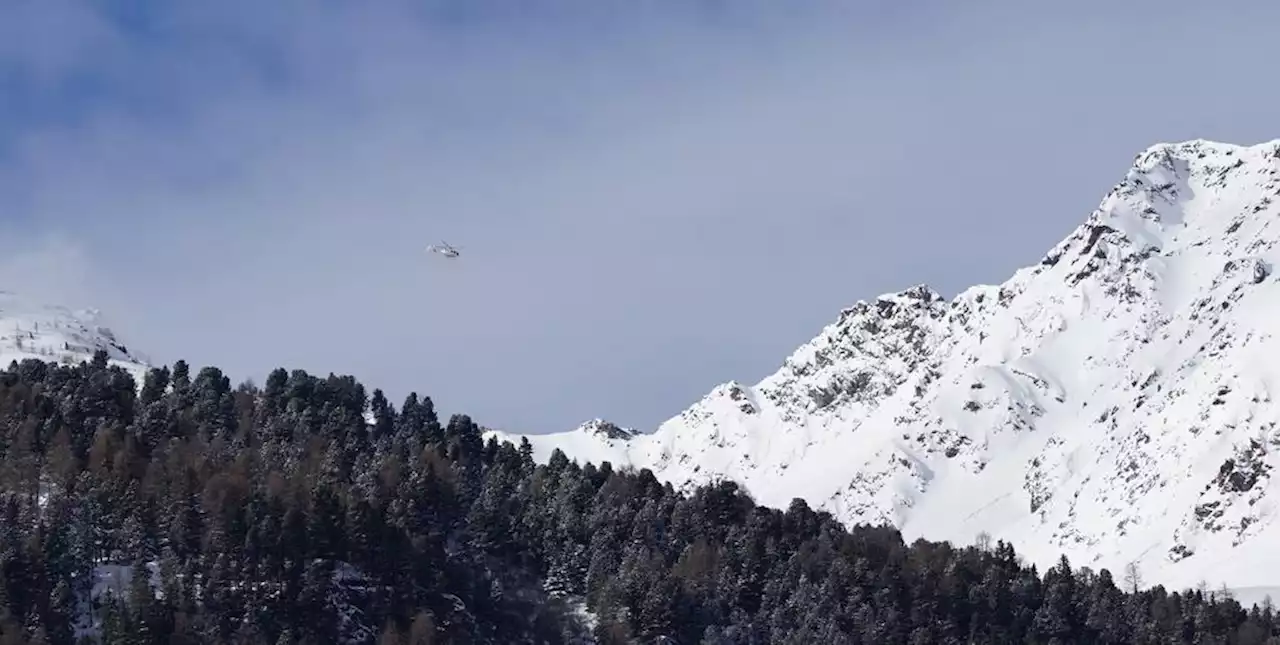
[0,352,1277,644]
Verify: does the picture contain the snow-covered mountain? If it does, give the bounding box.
[0,289,150,381]
[490,138,1280,594]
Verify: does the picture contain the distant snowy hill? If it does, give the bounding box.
[489,138,1280,595]
[0,290,150,381]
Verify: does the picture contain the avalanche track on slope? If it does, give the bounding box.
[489,138,1280,594]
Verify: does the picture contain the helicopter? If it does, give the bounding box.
[425,241,461,258]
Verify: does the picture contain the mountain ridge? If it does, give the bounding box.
[490,137,1280,592]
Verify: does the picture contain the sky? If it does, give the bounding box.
[0,0,1278,436]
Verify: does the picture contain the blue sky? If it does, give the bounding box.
[1,0,1278,435]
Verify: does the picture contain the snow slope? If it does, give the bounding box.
[0,290,150,382]
[490,138,1280,593]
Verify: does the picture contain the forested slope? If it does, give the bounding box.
[0,352,1275,644]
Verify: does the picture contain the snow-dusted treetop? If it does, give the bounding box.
[491,138,1280,592]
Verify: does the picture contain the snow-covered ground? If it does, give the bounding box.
[491,138,1280,594]
[0,289,150,382]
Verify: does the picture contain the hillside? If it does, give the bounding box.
[0,289,150,381]
[492,138,1280,594]
[0,352,1276,643]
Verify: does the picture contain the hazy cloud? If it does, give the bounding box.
[1,0,1277,434]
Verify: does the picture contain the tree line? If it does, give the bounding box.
[0,351,1274,644]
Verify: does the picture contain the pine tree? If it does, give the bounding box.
[306,485,345,562]
[46,578,75,645]
[297,559,338,643]
[139,367,170,406]
[170,361,190,392]
[126,557,156,645]
[369,389,395,442]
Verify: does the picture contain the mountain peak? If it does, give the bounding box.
[578,418,636,441]
[0,290,150,380]
[490,137,1280,592]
